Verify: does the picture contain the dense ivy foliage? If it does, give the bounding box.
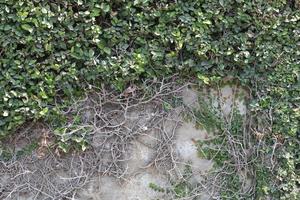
[0,0,299,199]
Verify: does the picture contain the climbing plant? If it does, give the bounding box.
[0,0,299,199]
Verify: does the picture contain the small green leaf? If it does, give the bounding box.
[91,8,101,17]
[100,3,110,13]
[103,47,111,55]
[163,102,172,111]
[21,24,33,33]
[58,142,69,153]
[72,136,83,143]
[88,49,95,57]
[203,20,212,25]
[197,74,210,85]
[39,107,48,116]
[41,7,47,14]
[39,89,48,99]
[81,142,87,151]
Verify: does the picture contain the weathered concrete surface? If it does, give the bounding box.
[78,120,213,200]
[76,87,214,200]
[79,169,169,200]
[175,122,213,181]
[1,84,248,200]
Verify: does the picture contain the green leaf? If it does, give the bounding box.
[100,3,110,13]
[39,89,48,99]
[203,20,212,25]
[81,142,87,151]
[91,8,101,17]
[39,107,48,116]
[197,74,210,85]
[58,142,69,153]
[21,24,33,33]
[103,47,111,55]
